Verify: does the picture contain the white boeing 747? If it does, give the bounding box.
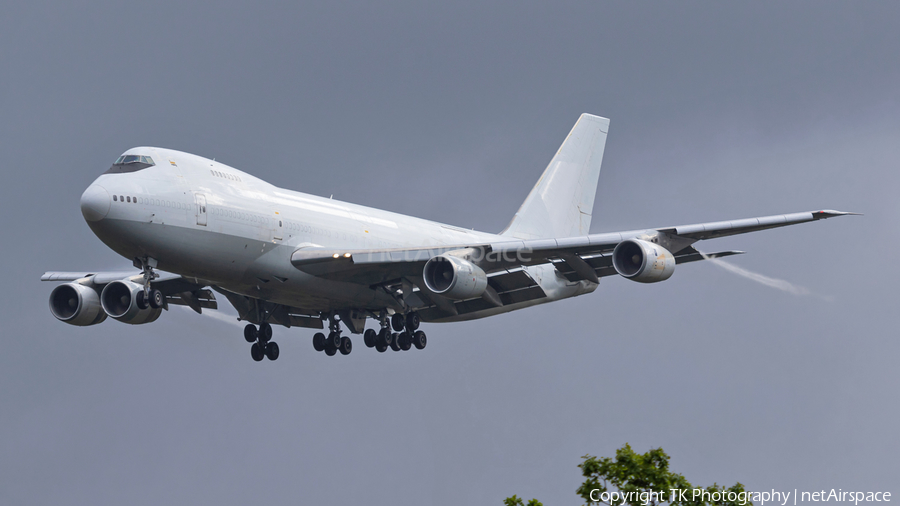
[44,114,854,361]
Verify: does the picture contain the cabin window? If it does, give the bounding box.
[113,195,117,202]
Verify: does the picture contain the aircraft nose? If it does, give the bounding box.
[81,184,111,222]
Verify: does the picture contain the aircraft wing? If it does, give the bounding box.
[290,210,857,285]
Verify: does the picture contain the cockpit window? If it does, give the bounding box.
[105,153,156,174]
[116,155,154,166]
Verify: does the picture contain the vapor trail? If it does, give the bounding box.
[699,251,831,300]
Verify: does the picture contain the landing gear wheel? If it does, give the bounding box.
[405,312,420,331]
[149,289,164,309]
[376,328,392,347]
[398,331,411,351]
[327,332,341,349]
[339,336,352,355]
[135,290,149,310]
[389,333,401,351]
[250,342,264,361]
[244,324,259,343]
[376,343,387,353]
[312,332,326,352]
[265,341,280,360]
[364,329,377,348]
[259,322,273,342]
[391,313,405,331]
[413,331,427,350]
[324,344,337,356]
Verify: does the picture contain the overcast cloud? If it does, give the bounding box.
[1,2,897,505]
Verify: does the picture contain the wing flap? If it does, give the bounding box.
[673,248,744,264]
[166,289,218,312]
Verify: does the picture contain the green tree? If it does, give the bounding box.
[506,444,752,506]
[504,495,544,506]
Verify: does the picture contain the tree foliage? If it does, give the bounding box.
[506,444,751,506]
[504,495,544,506]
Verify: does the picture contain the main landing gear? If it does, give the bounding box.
[363,312,426,353]
[312,315,352,357]
[245,322,280,362]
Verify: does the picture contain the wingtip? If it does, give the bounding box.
[813,210,863,219]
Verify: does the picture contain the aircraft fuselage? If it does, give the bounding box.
[80,147,593,322]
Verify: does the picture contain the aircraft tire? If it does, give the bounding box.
[391,313,405,331]
[312,332,326,352]
[259,322,273,342]
[398,332,411,351]
[376,328,392,347]
[364,329,377,348]
[413,331,426,350]
[327,332,341,349]
[405,312,420,331]
[244,324,258,343]
[389,334,401,351]
[135,290,149,310]
[376,343,387,353]
[250,343,264,362]
[265,341,280,361]
[324,344,337,356]
[149,289,164,309]
[339,336,352,355]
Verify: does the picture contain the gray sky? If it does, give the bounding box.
[2,2,898,504]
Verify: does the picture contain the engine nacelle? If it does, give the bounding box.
[422,254,488,300]
[49,283,107,326]
[100,280,162,325]
[612,239,675,283]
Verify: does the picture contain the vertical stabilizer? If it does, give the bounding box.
[501,114,609,240]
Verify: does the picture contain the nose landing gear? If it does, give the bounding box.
[134,256,165,310]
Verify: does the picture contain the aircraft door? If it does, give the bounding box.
[273,212,284,243]
[195,193,207,226]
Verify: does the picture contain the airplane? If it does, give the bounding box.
[43,113,855,362]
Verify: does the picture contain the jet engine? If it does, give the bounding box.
[612,239,676,283]
[49,283,107,326]
[100,280,162,324]
[422,254,488,300]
